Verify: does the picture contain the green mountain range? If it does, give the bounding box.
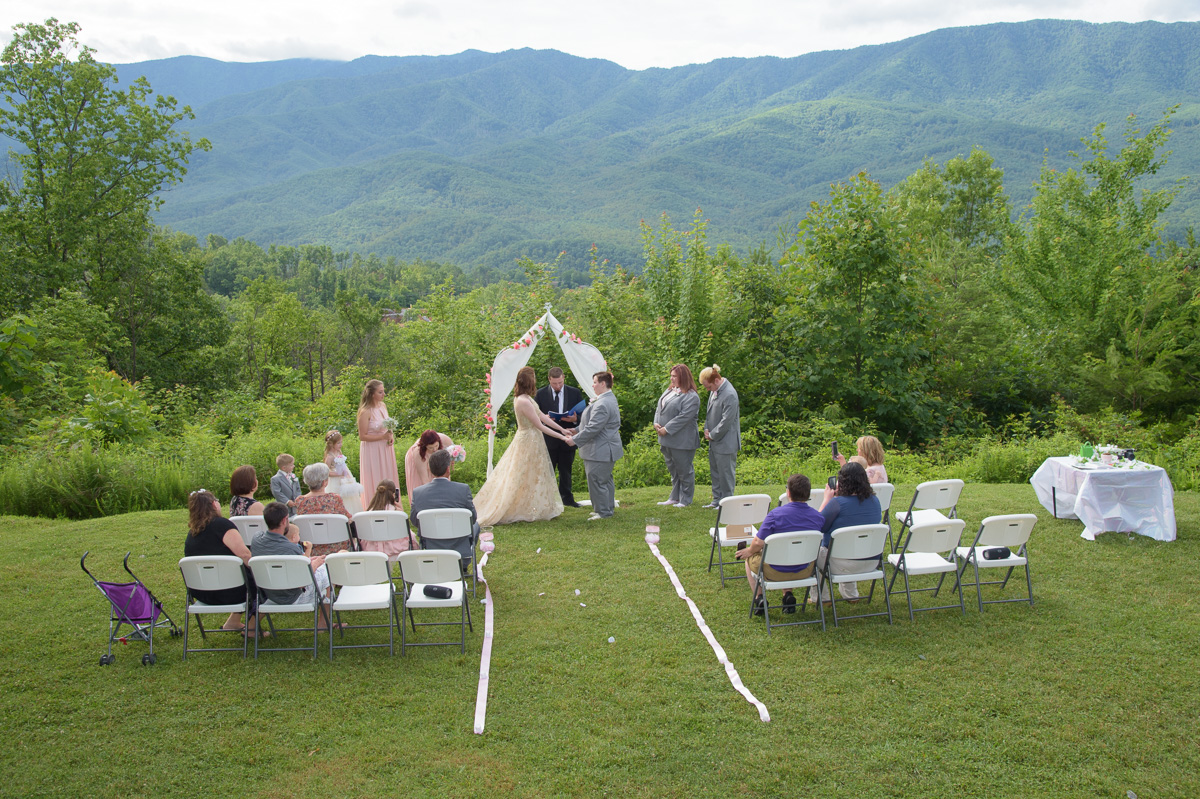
[121,19,1200,280]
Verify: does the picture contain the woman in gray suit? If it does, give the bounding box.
[653,364,702,508]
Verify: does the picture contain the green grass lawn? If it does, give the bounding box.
[2,483,1197,797]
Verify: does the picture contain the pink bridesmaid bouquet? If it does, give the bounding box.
[447,444,466,463]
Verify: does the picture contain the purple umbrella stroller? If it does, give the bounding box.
[81,551,180,666]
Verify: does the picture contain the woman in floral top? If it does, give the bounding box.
[295,462,353,557]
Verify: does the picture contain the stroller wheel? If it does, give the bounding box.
[99,654,114,666]
[141,653,157,666]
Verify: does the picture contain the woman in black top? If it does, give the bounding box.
[183,489,256,631]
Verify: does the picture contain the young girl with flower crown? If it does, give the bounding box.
[323,429,365,514]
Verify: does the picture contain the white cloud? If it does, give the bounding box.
[2,0,1199,68]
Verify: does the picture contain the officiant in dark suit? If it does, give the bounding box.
[536,366,584,508]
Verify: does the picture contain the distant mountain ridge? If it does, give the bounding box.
[119,20,1200,279]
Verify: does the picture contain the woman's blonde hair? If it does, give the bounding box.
[359,379,384,409]
[698,364,721,384]
[857,435,885,466]
[323,430,343,463]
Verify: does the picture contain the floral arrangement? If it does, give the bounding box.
[381,416,398,432]
[446,444,466,463]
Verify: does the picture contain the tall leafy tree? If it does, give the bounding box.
[778,172,937,439]
[0,18,209,310]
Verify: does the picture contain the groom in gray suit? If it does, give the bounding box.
[566,371,623,520]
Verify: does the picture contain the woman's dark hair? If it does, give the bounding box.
[230,465,257,497]
[417,429,440,461]
[835,462,874,502]
[671,364,697,394]
[367,480,398,512]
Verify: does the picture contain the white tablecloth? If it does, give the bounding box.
[1029,457,1176,542]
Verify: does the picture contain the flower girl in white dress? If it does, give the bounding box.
[323,430,365,515]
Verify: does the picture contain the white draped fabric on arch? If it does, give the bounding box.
[484,304,608,476]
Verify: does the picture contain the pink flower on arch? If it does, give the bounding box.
[484,388,491,394]
[485,424,493,431]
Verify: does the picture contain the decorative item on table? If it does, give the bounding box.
[1122,448,1137,462]
[1096,444,1123,466]
[1078,442,1095,459]
[446,444,466,463]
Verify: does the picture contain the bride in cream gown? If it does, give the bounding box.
[475,367,572,526]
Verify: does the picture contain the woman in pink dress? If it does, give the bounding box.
[403,428,454,509]
[357,379,399,509]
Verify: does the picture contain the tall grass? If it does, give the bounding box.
[3,419,1198,519]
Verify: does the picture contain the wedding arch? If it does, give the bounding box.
[483,304,608,475]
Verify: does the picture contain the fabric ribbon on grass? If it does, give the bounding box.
[473,550,495,735]
[646,540,770,722]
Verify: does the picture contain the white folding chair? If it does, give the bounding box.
[823,524,892,626]
[954,514,1037,612]
[325,551,399,658]
[886,518,967,621]
[708,494,772,586]
[352,510,415,569]
[248,555,328,658]
[179,556,249,659]
[294,513,353,552]
[415,507,478,596]
[893,479,964,552]
[230,515,267,547]
[871,483,895,548]
[397,550,473,654]
[755,530,825,634]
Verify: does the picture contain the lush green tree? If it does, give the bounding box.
[777,172,939,440]
[1001,110,1188,411]
[0,18,209,310]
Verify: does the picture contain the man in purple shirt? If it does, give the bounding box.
[736,473,825,614]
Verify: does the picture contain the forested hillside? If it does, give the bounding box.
[119,19,1200,280]
[4,18,1200,520]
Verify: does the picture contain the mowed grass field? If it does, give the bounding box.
[2,483,1197,798]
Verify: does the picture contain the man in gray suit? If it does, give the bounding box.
[409,449,479,569]
[566,371,623,520]
[700,365,741,509]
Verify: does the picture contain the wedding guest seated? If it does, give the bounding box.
[814,461,883,605]
[404,428,454,509]
[410,449,479,574]
[183,488,257,633]
[250,501,333,630]
[229,464,265,518]
[735,473,825,615]
[294,462,353,557]
[270,453,302,518]
[835,435,888,484]
[358,479,415,559]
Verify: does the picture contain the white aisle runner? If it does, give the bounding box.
[473,551,495,734]
[646,540,770,722]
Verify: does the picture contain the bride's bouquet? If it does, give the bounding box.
[446,444,466,463]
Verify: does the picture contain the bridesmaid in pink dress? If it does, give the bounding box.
[357,379,400,509]
[403,429,454,509]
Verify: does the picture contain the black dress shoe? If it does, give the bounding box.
[782,593,797,614]
[752,597,765,616]
[565,501,583,508]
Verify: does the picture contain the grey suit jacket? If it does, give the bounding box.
[270,470,302,507]
[654,390,701,450]
[573,390,624,463]
[704,379,741,455]
[409,477,478,533]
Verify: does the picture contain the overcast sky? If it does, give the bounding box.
[4,1,1199,69]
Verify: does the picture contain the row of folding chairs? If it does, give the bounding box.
[231,509,480,597]
[707,482,1037,633]
[179,549,473,659]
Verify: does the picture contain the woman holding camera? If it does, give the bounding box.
[814,461,882,605]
